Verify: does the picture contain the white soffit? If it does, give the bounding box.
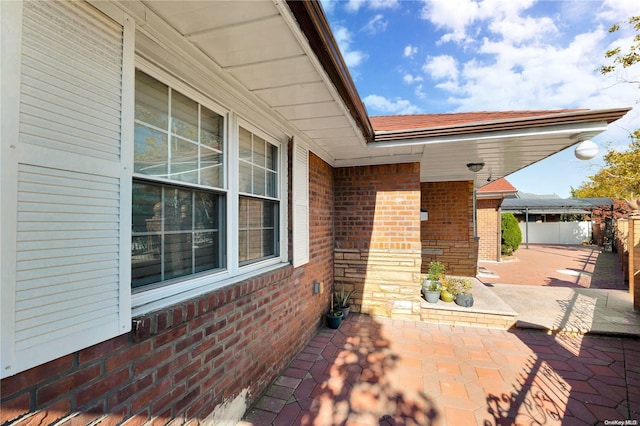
[140,0,374,165]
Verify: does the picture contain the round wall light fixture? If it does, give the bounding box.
[574,139,598,160]
[466,162,485,173]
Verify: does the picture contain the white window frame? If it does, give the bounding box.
[131,62,288,316]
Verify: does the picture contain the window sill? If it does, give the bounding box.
[131,260,290,317]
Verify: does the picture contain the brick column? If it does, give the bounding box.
[334,163,422,320]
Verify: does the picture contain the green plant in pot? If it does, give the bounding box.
[325,309,343,329]
[426,261,445,284]
[333,284,354,319]
[421,276,441,303]
[439,277,456,303]
[449,277,474,307]
[326,293,344,329]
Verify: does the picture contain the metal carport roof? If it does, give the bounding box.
[501,197,613,214]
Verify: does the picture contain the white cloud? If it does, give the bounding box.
[363,94,421,114]
[423,55,459,81]
[333,26,368,68]
[599,0,640,22]
[403,74,423,84]
[404,44,418,58]
[419,0,540,44]
[363,14,388,34]
[346,0,399,12]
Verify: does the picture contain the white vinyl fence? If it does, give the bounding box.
[519,221,592,245]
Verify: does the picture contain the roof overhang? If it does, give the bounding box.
[106,0,631,186]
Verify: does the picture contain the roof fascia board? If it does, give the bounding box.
[373,107,631,143]
[368,122,609,148]
[285,0,374,142]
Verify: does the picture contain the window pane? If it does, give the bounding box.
[238,196,278,265]
[194,191,217,230]
[239,161,251,193]
[132,180,224,288]
[201,147,223,188]
[253,166,265,196]
[201,106,223,151]
[266,170,277,198]
[266,143,277,171]
[263,228,275,257]
[170,137,198,183]
[195,231,218,272]
[131,183,162,288]
[171,90,198,141]
[134,124,168,177]
[253,135,266,167]
[239,127,252,161]
[135,71,168,129]
[238,230,248,263]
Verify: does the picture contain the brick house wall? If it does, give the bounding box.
[0,152,334,425]
[420,181,478,277]
[333,163,422,320]
[477,198,502,262]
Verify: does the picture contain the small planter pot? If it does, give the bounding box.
[440,289,455,303]
[325,311,343,329]
[422,289,441,303]
[455,294,474,307]
[339,306,350,319]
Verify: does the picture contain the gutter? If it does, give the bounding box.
[373,108,632,143]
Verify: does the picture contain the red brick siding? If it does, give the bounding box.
[0,151,334,425]
[420,181,478,276]
[477,198,502,262]
[334,163,422,319]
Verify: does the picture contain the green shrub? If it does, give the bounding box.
[501,213,522,255]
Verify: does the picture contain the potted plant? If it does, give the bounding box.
[326,309,343,329]
[449,277,474,307]
[421,279,441,303]
[426,261,445,285]
[439,277,455,303]
[326,293,343,329]
[333,284,354,319]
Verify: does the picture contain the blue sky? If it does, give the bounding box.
[321,0,640,198]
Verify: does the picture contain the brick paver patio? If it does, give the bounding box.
[242,314,640,425]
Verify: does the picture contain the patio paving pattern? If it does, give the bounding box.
[242,314,640,425]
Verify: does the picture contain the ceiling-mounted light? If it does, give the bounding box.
[466,162,485,173]
[574,139,598,160]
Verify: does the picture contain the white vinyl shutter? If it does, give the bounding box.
[292,140,309,267]
[1,1,133,378]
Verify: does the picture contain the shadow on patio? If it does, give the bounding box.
[243,315,439,425]
[485,290,639,425]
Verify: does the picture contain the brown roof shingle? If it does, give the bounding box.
[370,110,582,131]
[479,177,518,194]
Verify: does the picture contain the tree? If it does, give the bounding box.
[600,16,640,82]
[501,213,522,256]
[574,130,640,200]
[575,16,640,202]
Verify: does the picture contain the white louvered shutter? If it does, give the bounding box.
[1,1,133,378]
[292,140,309,267]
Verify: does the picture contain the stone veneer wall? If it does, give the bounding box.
[477,198,502,262]
[333,163,422,320]
[420,181,478,277]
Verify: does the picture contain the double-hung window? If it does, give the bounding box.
[131,70,282,294]
[132,70,226,289]
[238,127,279,265]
